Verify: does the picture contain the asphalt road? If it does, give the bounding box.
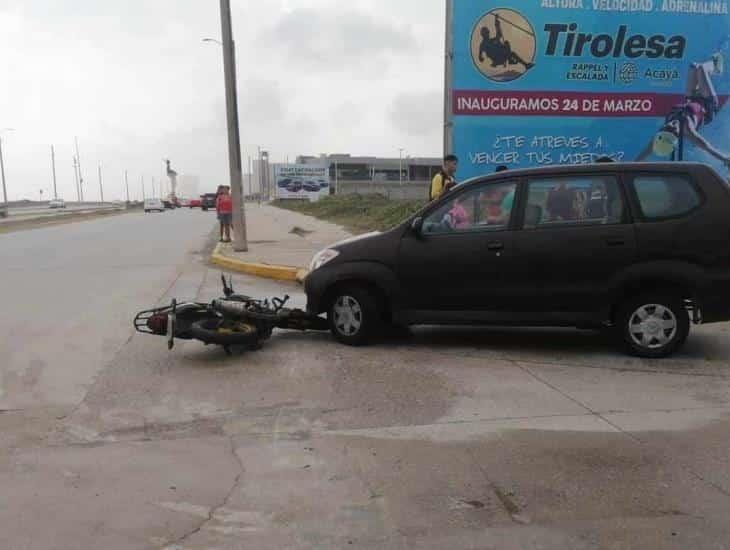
[2,209,730,549]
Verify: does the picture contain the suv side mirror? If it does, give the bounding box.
[411,217,424,235]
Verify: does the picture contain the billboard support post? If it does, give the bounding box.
[443,0,454,156]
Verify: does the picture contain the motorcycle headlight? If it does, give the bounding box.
[310,248,339,271]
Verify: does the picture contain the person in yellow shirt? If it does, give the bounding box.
[429,154,458,201]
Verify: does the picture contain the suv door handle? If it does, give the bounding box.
[486,241,504,251]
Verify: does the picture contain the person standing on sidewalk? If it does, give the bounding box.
[430,155,458,201]
[216,186,233,243]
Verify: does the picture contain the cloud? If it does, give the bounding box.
[0,0,444,200]
[389,91,443,137]
[260,8,417,72]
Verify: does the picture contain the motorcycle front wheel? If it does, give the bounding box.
[189,319,260,346]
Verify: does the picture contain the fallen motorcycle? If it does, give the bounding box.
[134,275,329,354]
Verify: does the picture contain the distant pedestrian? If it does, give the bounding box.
[216,186,233,243]
[430,154,458,201]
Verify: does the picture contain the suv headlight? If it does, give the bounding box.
[310,248,339,271]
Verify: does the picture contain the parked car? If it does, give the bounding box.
[201,193,217,211]
[163,200,175,210]
[303,181,321,193]
[179,199,190,208]
[305,162,730,358]
[286,181,303,193]
[111,200,124,208]
[48,199,66,209]
[188,199,202,209]
[317,179,330,189]
[277,178,293,189]
[144,198,165,213]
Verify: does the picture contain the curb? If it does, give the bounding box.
[211,243,306,283]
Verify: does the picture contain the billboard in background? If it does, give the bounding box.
[448,1,730,180]
[275,164,330,201]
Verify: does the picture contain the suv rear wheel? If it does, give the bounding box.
[616,292,689,358]
[328,285,379,346]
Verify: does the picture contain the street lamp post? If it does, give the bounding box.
[398,148,406,187]
[98,163,105,203]
[217,0,248,252]
[125,170,130,203]
[74,137,85,202]
[0,128,16,205]
[51,145,58,200]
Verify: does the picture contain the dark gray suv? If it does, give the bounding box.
[305,162,730,358]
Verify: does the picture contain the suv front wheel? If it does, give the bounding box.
[328,286,379,346]
[616,292,690,358]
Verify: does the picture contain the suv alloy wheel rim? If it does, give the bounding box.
[628,304,678,349]
[333,296,362,336]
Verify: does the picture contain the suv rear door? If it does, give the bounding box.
[512,172,637,320]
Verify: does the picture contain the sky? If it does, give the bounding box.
[0,0,445,201]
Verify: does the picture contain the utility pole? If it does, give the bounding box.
[335,159,339,195]
[73,156,81,202]
[98,163,104,203]
[124,170,130,203]
[399,148,405,187]
[219,0,248,251]
[248,155,253,201]
[74,137,85,202]
[51,146,58,200]
[141,175,146,200]
[0,137,7,205]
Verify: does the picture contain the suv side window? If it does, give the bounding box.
[631,174,701,220]
[524,175,624,229]
[423,181,517,235]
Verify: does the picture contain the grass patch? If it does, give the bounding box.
[272,194,427,234]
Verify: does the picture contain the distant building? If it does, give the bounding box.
[296,154,443,200]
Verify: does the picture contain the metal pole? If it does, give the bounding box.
[98,163,104,203]
[73,157,81,202]
[220,0,247,251]
[51,145,58,200]
[335,159,339,195]
[248,155,253,200]
[399,149,404,187]
[74,137,84,202]
[141,175,146,200]
[257,146,262,204]
[443,0,454,155]
[125,170,130,203]
[0,137,7,204]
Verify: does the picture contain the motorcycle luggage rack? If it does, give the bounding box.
[134,304,175,334]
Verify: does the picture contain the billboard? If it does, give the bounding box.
[447,1,730,180]
[275,164,330,201]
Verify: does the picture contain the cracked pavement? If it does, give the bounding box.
[2,210,730,549]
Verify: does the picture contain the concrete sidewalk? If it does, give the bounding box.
[212,204,352,281]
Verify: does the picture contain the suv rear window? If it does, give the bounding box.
[632,175,701,220]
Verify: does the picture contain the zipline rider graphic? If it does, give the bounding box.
[478,13,535,71]
[471,9,537,83]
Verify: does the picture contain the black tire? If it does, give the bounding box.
[327,285,380,346]
[615,292,689,358]
[189,319,259,347]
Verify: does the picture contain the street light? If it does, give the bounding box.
[398,148,406,187]
[202,38,223,45]
[0,128,16,205]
